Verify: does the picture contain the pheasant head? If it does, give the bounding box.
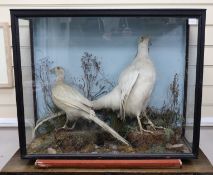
[50,66,65,82]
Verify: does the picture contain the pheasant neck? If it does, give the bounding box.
[136,46,149,59]
[56,76,64,84]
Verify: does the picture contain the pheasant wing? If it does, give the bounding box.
[119,70,139,120]
[52,85,91,114]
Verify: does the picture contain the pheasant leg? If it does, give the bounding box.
[143,112,165,130]
[70,121,77,130]
[60,114,77,131]
[137,114,153,134]
[56,120,76,133]
[62,117,69,129]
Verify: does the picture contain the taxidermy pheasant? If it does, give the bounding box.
[48,66,129,145]
[92,36,161,133]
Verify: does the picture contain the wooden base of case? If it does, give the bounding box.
[35,159,182,169]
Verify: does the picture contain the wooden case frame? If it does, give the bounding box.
[10,9,206,160]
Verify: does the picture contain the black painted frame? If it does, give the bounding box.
[10,9,206,160]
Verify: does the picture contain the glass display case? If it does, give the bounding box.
[11,9,206,159]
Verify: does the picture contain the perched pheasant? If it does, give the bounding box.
[48,66,129,145]
[92,36,160,133]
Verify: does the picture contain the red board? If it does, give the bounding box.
[35,159,182,169]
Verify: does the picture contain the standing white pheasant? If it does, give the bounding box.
[49,66,129,145]
[93,36,159,133]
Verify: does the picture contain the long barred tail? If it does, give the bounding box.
[32,111,65,138]
[89,109,130,146]
[119,97,126,121]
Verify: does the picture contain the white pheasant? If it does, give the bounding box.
[93,36,161,133]
[48,66,129,145]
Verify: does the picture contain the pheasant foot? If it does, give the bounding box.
[137,114,154,134]
[62,117,69,129]
[56,120,77,133]
[143,112,165,131]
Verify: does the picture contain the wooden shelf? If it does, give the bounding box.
[1,149,213,174]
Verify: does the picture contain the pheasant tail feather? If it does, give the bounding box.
[89,110,130,146]
[120,71,139,120]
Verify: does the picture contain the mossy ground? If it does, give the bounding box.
[28,127,190,155]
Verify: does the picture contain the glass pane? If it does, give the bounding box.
[185,18,199,146]
[18,19,35,146]
[17,16,199,156]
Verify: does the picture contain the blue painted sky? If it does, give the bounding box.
[32,17,186,118]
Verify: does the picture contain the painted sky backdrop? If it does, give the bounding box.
[32,17,187,118]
